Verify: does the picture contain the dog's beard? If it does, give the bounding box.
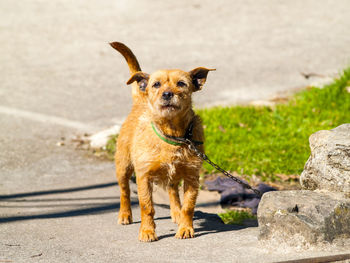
[158,103,180,118]
[148,97,183,119]
[160,102,180,111]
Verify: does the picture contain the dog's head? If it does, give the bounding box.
[127,68,214,118]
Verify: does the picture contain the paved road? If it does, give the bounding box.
[1,0,350,262]
[1,131,348,262]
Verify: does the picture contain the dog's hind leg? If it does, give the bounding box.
[116,153,133,225]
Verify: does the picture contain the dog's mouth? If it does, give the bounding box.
[160,103,180,111]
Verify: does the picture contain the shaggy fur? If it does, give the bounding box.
[110,42,214,242]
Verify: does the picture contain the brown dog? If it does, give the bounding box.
[110,42,214,242]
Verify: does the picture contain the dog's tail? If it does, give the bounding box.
[110,42,145,102]
[110,42,141,74]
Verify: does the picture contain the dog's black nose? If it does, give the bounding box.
[162,91,174,100]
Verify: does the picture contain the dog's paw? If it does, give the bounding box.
[170,210,181,224]
[175,226,194,239]
[138,229,158,242]
[118,212,133,225]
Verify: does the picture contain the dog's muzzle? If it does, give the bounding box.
[162,91,174,101]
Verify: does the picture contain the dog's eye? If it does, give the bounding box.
[152,81,161,88]
[177,81,187,87]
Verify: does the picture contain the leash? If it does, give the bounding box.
[184,138,262,198]
[152,122,263,198]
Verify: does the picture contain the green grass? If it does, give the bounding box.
[218,210,257,225]
[105,134,118,156]
[198,68,350,181]
[99,134,118,160]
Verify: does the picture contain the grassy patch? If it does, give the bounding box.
[95,134,118,160]
[219,210,257,225]
[105,134,118,157]
[198,68,350,181]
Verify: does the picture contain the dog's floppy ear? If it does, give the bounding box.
[126,71,150,92]
[189,67,215,92]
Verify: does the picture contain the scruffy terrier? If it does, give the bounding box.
[110,42,214,242]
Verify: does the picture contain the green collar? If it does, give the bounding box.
[151,122,183,146]
[151,122,203,146]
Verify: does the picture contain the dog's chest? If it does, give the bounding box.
[160,146,198,170]
[132,119,203,182]
[146,145,202,183]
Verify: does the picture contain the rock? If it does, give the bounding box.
[258,124,350,247]
[257,190,350,245]
[300,124,350,194]
[89,124,121,149]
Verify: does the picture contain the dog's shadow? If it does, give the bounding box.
[140,204,258,240]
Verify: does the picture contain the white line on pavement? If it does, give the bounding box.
[0,105,96,132]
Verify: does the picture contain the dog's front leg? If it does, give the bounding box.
[175,175,199,239]
[136,175,158,242]
[168,181,181,224]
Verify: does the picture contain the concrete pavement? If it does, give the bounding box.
[1,138,349,262]
[1,0,350,262]
[1,133,349,262]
